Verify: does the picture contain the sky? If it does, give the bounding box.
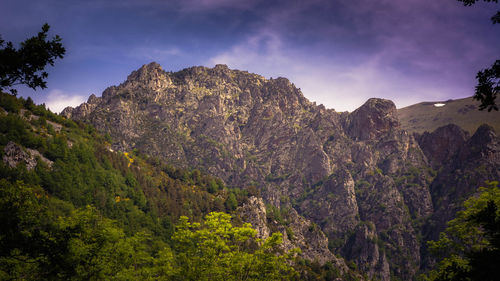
[1,0,499,112]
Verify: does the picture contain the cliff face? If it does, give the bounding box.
[63,62,500,280]
[423,125,500,238]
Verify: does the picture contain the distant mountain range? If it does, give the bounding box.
[398,96,500,134]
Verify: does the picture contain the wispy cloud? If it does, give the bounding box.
[203,0,499,111]
[45,89,87,113]
[77,0,261,13]
[127,46,182,62]
[207,25,476,112]
[177,0,260,12]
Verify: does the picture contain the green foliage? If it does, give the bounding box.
[0,181,45,279]
[225,192,238,211]
[0,113,45,149]
[265,173,290,182]
[52,206,136,280]
[159,162,226,195]
[172,212,298,280]
[426,181,500,281]
[0,188,297,280]
[0,24,65,95]
[0,91,22,112]
[295,258,359,281]
[266,204,288,225]
[0,182,165,280]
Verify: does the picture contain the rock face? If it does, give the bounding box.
[65,62,500,280]
[239,196,348,272]
[3,141,53,170]
[344,224,390,281]
[346,98,400,141]
[426,124,500,239]
[417,124,469,169]
[238,196,270,240]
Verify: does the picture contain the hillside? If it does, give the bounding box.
[1,92,363,280]
[63,62,500,281]
[397,96,500,134]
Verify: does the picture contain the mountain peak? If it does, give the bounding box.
[124,62,172,91]
[346,98,399,140]
[143,61,163,71]
[127,62,166,82]
[213,64,229,70]
[417,124,469,169]
[468,124,497,149]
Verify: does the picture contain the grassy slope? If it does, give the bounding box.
[397,96,500,134]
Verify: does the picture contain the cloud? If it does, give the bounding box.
[80,0,261,13]
[207,25,476,112]
[127,46,182,61]
[177,0,259,11]
[207,31,360,111]
[203,0,499,111]
[45,89,87,113]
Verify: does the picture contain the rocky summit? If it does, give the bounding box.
[63,62,500,281]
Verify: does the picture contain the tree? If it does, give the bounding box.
[426,181,500,281]
[0,179,48,280]
[475,60,500,111]
[458,0,500,111]
[172,212,298,281]
[0,23,65,95]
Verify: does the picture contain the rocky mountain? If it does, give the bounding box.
[63,62,500,280]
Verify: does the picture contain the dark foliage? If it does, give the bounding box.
[458,0,500,111]
[474,60,500,111]
[0,23,65,95]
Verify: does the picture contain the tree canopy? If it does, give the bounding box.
[172,212,298,281]
[426,181,500,281]
[0,181,298,281]
[0,23,65,95]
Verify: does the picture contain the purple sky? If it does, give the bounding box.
[1,0,499,112]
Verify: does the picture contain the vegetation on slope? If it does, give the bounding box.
[0,92,360,280]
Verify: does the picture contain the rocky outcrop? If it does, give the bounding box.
[2,141,53,170]
[239,196,347,271]
[298,168,359,240]
[238,196,270,240]
[346,98,400,141]
[62,94,101,119]
[417,124,469,169]
[343,224,390,281]
[64,62,500,280]
[278,207,342,267]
